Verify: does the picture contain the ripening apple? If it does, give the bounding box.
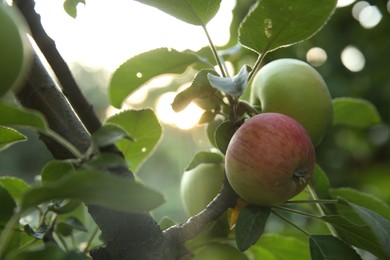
[250,58,333,146]
[225,113,315,206]
[0,3,32,97]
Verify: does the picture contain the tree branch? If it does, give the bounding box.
[14,53,173,260]
[164,177,238,256]
[14,0,102,134]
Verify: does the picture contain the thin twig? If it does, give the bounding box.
[271,209,311,237]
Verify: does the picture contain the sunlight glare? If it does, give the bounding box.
[341,45,365,72]
[156,92,204,130]
[337,0,356,8]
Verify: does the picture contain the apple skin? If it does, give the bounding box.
[180,163,229,239]
[181,163,225,216]
[225,113,315,206]
[192,243,248,260]
[0,3,32,97]
[250,58,333,146]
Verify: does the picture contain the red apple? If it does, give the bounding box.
[225,113,315,206]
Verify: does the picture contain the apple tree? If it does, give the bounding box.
[0,0,389,259]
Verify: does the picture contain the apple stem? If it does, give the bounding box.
[271,209,311,237]
[308,184,339,237]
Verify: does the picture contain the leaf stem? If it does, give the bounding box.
[83,226,100,254]
[271,209,311,237]
[0,211,21,258]
[247,52,267,83]
[308,184,339,237]
[273,206,321,219]
[284,199,338,204]
[45,129,83,159]
[202,25,228,77]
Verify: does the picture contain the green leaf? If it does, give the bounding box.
[330,188,390,221]
[0,102,47,130]
[215,120,238,154]
[309,235,361,260]
[249,234,309,260]
[0,177,29,204]
[345,201,390,258]
[333,97,381,129]
[48,200,82,215]
[0,126,27,151]
[92,123,135,148]
[55,217,87,237]
[4,245,88,260]
[239,0,337,54]
[185,151,224,171]
[41,160,75,186]
[321,214,386,259]
[0,185,16,225]
[63,0,85,18]
[207,65,250,97]
[172,69,219,112]
[135,0,221,25]
[235,205,271,251]
[106,109,162,172]
[159,216,176,231]
[84,153,129,170]
[20,170,165,214]
[109,48,202,108]
[311,164,331,199]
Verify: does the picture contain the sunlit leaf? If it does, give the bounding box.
[134,0,222,25]
[235,204,271,251]
[311,164,330,199]
[106,109,162,172]
[185,151,223,171]
[109,48,203,108]
[333,97,381,128]
[0,102,47,130]
[63,0,85,18]
[21,170,165,214]
[92,123,135,148]
[0,125,26,151]
[239,0,337,54]
[208,65,250,97]
[309,235,361,260]
[172,69,218,112]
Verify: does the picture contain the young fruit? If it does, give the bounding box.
[225,113,315,206]
[0,2,31,96]
[180,163,229,239]
[250,58,333,146]
[180,163,225,216]
[0,3,32,97]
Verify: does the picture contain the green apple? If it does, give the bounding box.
[180,162,229,239]
[192,243,248,260]
[0,3,32,97]
[181,163,225,216]
[225,113,315,206]
[250,58,333,146]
